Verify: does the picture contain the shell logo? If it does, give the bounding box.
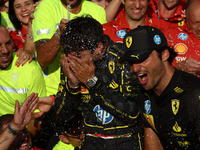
[174,43,188,54]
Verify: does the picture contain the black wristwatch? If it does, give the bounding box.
[86,76,98,88]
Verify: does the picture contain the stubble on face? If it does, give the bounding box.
[161,0,181,10]
[61,0,82,8]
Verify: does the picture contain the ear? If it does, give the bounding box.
[59,135,70,144]
[161,48,169,62]
[94,42,103,55]
[121,0,125,5]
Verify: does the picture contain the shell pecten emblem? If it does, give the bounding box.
[174,43,188,54]
[126,36,132,48]
[173,121,182,132]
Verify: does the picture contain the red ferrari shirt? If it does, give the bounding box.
[10,26,26,50]
[102,7,152,43]
[161,23,200,76]
[147,0,186,30]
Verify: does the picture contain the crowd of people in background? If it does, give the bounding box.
[0,0,199,149]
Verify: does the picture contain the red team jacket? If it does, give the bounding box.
[103,0,200,77]
[147,0,186,29]
[102,7,152,43]
[10,26,26,50]
[161,23,200,76]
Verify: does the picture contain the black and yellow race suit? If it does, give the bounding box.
[53,36,143,150]
[139,69,200,150]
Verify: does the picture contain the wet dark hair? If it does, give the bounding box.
[156,46,177,64]
[9,0,21,31]
[60,15,106,55]
[9,0,37,31]
[0,114,13,134]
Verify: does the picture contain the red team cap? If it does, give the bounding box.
[120,26,168,62]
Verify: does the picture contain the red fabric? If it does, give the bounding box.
[10,26,26,50]
[115,5,125,20]
[147,0,186,30]
[161,23,200,76]
[50,95,55,104]
[102,8,152,43]
[32,146,45,150]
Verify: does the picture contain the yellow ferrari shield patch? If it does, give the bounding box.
[126,36,132,48]
[108,61,115,74]
[171,99,180,115]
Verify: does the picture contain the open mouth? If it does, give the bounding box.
[137,73,148,84]
[21,12,31,17]
[0,55,9,62]
[131,8,142,14]
[19,141,31,150]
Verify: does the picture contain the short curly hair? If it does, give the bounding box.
[60,15,106,55]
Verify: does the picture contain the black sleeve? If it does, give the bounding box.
[188,88,200,137]
[52,67,81,120]
[89,59,141,125]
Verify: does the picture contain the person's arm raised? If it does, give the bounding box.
[35,19,68,69]
[105,0,121,22]
[0,93,38,150]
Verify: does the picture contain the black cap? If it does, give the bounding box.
[120,26,168,62]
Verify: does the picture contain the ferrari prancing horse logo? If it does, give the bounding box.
[171,99,180,115]
[126,36,132,48]
[108,61,115,74]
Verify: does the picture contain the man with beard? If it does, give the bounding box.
[120,25,200,149]
[36,16,143,150]
[32,0,107,96]
[0,25,46,149]
[0,25,45,121]
[32,1,107,147]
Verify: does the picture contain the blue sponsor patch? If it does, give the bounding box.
[178,33,188,41]
[93,105,114,124]
[144,100,151,114]
[154,35,161,45]
[117,30,126,38]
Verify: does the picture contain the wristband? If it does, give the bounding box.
[50,95,55,104]
[55,29,60,41]
[68,81,80,89]
[7,124,19,135]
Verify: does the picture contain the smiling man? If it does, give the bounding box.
[186,0,200,41]
[147,0,186,30]
[103,0,151,43]
[120,26,200,149]
[0,25,46,146]
[0,25,45,116]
